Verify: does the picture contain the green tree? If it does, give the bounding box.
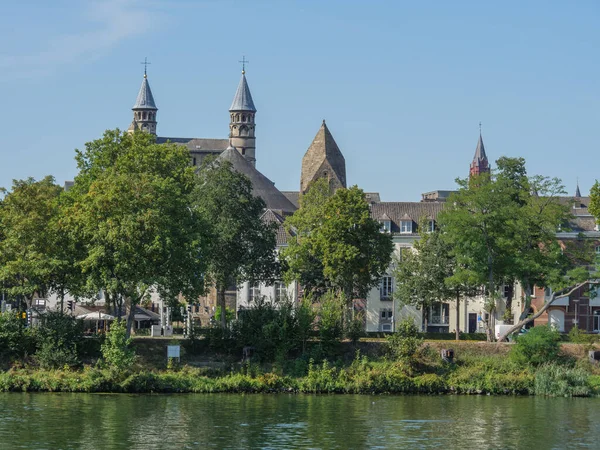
[393,223,479,340]
[0,176,63,310]
[65,130,207,337]
[440,157,590,341]
[192,159,279,329]
[282,178,393,307]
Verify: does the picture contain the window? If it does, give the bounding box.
[503,284,512,299]
[380,220,391,233]
[274,281,286,303]
[595,246,600,255]
[382,324,392,332]
[192,157,197,166]
[428,220,435,232]
[430,303,449,324]
[400,220,412,234]
[248,283,260,303]
[380,308,392,319]
[380,276,393,300]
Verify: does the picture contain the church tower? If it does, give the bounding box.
[229,68,257,166]
[128,68,158,135]
[300,120,347,194]
[469,131,490,177]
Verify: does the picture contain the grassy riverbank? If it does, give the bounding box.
[2,341,600,397]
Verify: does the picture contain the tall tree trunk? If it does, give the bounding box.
[125,296,137,339]
[218,285,227,329]
[486,256,495,342]
[455,289,460,341]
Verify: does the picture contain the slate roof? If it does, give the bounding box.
[369,202,446,234]
[218,146,297,213]
[558,196,597,232]
[156,137,229,153]
[230,73,256,112]
[472,133,487,164]
[282,190,381,210]
[261,209,295,246]
[133,76,157,110]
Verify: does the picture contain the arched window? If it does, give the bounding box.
[548,309,565,332]
[240,126,249,137]
[242,115,246,122]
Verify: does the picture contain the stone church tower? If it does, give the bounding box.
[128,71,158,135]
[300,120,346,194]
[229,70,257,166]
[469,132,490,177]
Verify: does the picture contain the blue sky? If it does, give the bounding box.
[1,0,598,200]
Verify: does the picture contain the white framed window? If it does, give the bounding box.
[274,281,286,303]
[380,276,393,300]
[380,308,393,319]
[428,220,435,233]
[430,303,449,325]
[400,220,412,234]
[380,220,391,233]
[382,323,392,332]
[248,283,260,303]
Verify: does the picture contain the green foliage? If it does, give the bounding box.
[282,178,393,301]
[568,327,596,345]
[386,318,423,362]
[534,363,591,397]
[0,312,34,363]
[214,306,235,324]
[65,129,206,337]
[345,313,365,344]
[101,320,136,372]
[0,176,63,307]
[511,325,561,366]
[34,312,84,369]
[317,291,344,352]
[193,158,279,328]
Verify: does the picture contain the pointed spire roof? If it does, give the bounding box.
[133,75,157,110]
[229,72,256,112]
[217,146,296,213]
[575,181,582,198]
[473,133,487,163]
[300,120,347,193]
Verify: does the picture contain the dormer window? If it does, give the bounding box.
[400,220,412,234]
[380,220,391,233]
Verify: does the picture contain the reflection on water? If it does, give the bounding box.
[0,393,599,449]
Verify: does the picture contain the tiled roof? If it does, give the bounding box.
[133,76,157,110]
[218,146,297,213]
[370,202,446,234]
[230,73,256,112]
[261,209,295,246]
[156,137,229,153]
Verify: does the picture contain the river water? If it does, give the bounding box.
[1,393,598,449]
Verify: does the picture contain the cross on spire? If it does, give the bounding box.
[479,121,482,134]
[140,57,151,77]
[239,56,249,74]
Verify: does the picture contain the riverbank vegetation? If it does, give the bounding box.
[2,307,600,396]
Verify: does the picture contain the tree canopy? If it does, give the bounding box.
[192,158,279,328]
[281,178,394,302]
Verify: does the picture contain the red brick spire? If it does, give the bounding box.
[469,131,490,177]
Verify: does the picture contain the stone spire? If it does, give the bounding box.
[128,71,158,135]
[300,120,347,194]
[229,70,257,166]
[575,180,582,198]
[469,131,490,177]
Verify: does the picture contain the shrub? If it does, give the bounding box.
[34,311,84,369]
[317,291,344,353]
[345,312,366,345]
[101,320,136,372]
[510,325,561,367]
[386,318,423,363]
[0,311,35,363]
[534,363,591,397]
[568,326,596,345]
